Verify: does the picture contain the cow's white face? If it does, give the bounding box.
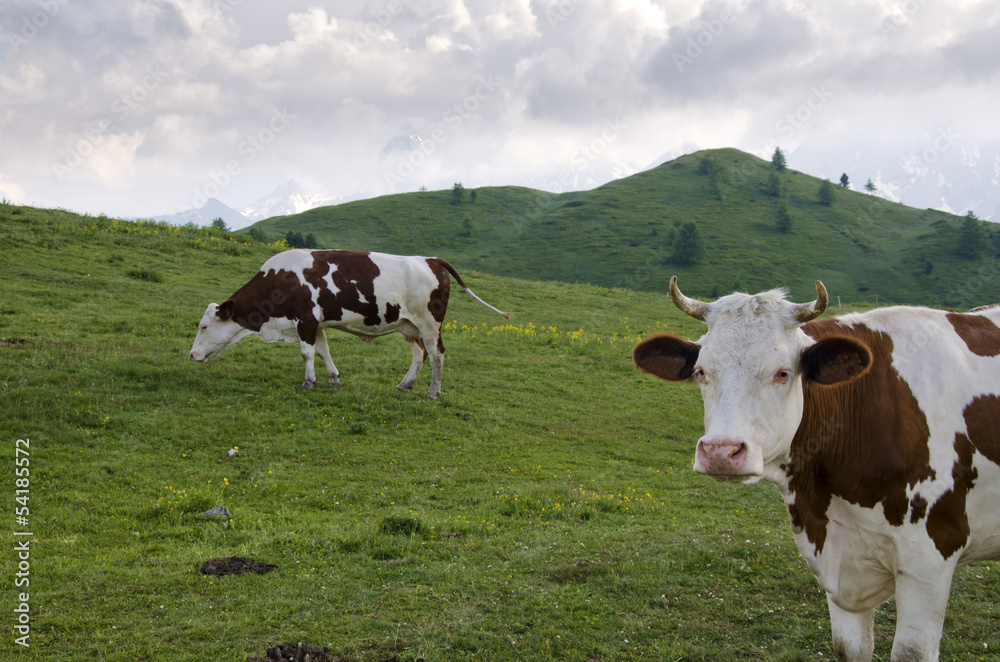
[635,279,869,485]
[189,302,252,361]
[688,316,809,482]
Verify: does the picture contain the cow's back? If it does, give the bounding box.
[226,249,450,334]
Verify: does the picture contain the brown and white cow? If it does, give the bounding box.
[634,277,1000,662]
[190,249,512,399]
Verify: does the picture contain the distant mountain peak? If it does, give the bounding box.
[151,198,247,228]
[240,180,343,224]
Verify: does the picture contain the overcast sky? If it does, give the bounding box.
[1,0,998,219]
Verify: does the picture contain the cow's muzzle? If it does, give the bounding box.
[694,438,750,479]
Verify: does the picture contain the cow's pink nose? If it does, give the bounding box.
[696,438,748,475]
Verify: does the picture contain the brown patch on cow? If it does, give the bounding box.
[425,259,452,324]
[304,251,382,327]
[425,259,452,353]
[908,494,928,524]
[385,303,401,324]
[788,319,933,554]
[925,433,977,559]
[223,251,391,346]
[963,394,1000,466]
[225,267,313,332]
[946,312,1000,357]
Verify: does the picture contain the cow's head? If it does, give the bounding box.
[634,277,872,484]
[189,301,253,361]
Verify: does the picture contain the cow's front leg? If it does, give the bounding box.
[299,340,317,389]
[314,329,340,388]
[889,568,954,662]
[828,596,875,662]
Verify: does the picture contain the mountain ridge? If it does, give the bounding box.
[239,148,1000,309]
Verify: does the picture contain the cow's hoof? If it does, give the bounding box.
[302,380,315,390]
[329,378,341,388]
[424,391,439,400]
[397,383,413,393]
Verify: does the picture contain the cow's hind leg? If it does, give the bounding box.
[396,325,426,393]
[314,329,341,388]
[828,596,875,662]
[422,327,445,400]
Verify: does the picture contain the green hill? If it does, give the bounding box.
[247,148,1000,308]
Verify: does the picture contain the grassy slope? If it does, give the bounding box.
[249,148,1000,308]
[1,206,997,661]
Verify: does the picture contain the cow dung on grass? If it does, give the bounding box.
[201,556,278,576]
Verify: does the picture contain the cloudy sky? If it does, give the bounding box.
[1,0,998,219]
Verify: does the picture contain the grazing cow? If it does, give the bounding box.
[190,249,512,399]
[633,277,1000,662]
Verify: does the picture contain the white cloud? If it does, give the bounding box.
[0,0,997,218]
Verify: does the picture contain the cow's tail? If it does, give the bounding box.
[435,259,514,319]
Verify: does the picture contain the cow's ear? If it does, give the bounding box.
[799,335,872,385]
[217,300,236,322]
[633,333,701,382]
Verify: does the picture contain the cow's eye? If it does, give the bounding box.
[773,369,791,384]
[693,366,707,383]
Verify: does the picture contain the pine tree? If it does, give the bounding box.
[672,221,706,265]
[765,170,783,197]
[957,211,988,260]
[771,147,787,172]
[818,179,835,206]
[776,201,792,233]
[839,173,850,189]
[865,179,877,193]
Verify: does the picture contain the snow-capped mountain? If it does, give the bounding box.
[151,181,344,230]
[793,140,1000,222]
[152,197,247,228]
[239,180,343,225]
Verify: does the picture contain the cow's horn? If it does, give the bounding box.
[792,281,829,323]
[669,275,710,321]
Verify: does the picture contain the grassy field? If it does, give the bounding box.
[1,206,997,661]
[249,148,1000,309]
